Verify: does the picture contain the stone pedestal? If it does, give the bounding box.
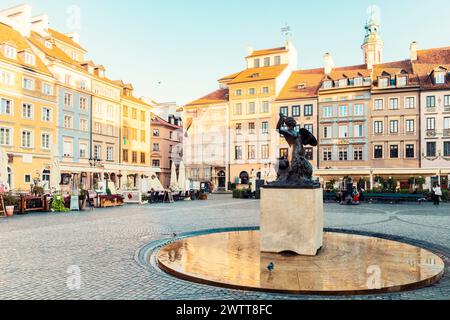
[260,187,323,256]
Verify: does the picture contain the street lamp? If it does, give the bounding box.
[89,157,102,190]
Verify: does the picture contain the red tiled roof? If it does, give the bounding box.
[246,46,287,58]
[226,64,288,84]
[47,28,86,51]
[413,46,450,90]
[186,88,229,107]
[373,60,420,86]
[276,68,325,101]
[326,64,371,81]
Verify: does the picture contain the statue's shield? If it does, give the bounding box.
[300,128,318,147]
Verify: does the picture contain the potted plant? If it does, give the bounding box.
[3,193,18,217]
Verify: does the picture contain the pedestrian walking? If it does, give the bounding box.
[433,184,442,205]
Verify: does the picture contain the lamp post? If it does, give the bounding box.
[89,157,102,189]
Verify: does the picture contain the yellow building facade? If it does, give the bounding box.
[0,19,57,191]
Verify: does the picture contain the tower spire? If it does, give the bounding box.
[361,5,383,69]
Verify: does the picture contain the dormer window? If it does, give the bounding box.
[435,72,446,84]
[45,41,52,49]
[250,73,260,78]
[71,52,78,61]
[87,66,94,74]
[397,76,407,87]
[354,77,363,86]
[24,52,35,65]
[254,59,260,68]
[338,79,348,87]
[323,80,333,89]
[275,56,281,65]
[4,45,16,59]
[378,77,389,88]
[297,83,306,90]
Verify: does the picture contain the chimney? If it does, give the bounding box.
[31,14,49,36]
[410,41,418,61]
[246,46,253,56]
[0,4,32,37]
[94,65,105,78]
[66,32,80,44]
[323,52,335,75]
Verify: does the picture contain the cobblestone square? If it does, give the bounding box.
[0,194,449,300]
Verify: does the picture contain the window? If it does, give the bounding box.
[261,101,269,113]
[153,143,160,151]
[338,148,348,161]
[248,88,256,95]
[444,142,450,157]
[80,143,87,159]
[354,77,363,86]
[354,104,363,116]
[107,125,114,136]
[80,80,87,90]
[254,59,260,68]
[397,76,407,87]
[339,105,348,117]
[248,145,256,159]
[107,147,113,161]
[426,96,436,108]
[390,120,399,134]
[93,145,101,159]
[390,145,399,158]
[41,133,50,150]
[64,116,73,129]
[339,126,348,138]
[42,83,52,95]
[131,151,138,163]
[140,130,146,143]
[41,107,52,122]
[264,57,270,67]
[122,150,129,162]
[374,145,383,159]
[25,174,31,183]
[79,97,87,110]
[354,147,363,160]
[426,142,436,157]
[406,119,415,133]
[338,79,348,87]
[280,148,289,159]
[323,80,333,89]
[379,77,389,87]
[235,123,242,135]
[65,74,72,85]
[123,106,129,117]
[21,130,32,148]
[24,52,35,65]
[323,148,332,161]
[23,78,34,90]
[389,98,399,110]
[435,72,445,84]
[64,93,73,107]
[152,159,160,167]
[274,56,281,65]
[131,108,137,119]
[305,147,313,160]
[153,129,160,137]
[354,124,363,138]
[374,99,384,110]
[247,102,256,114]
[235,89,242,96]
[444,95,450,107]
[304,124,313,134]
[140,152,146,164]
[131,128,138,140]
[235,146,242,160]
[323,126,331,139]
[22,103,33,119]
[95,102,102,114]
[4,45,16,59]
[292,105,301,117]
[261,145,269,159]
[94,122,102,134]
[1,98,13,115]
[261,122,269,134]
[304,105,313,117]
[248,122,256,134]
[405,97,415,109]
[280,106,288,116]
[374,121,383,134]
[323,106,332,118]
[444,117,450,129]
[427,117,436,130]
[0,127,12,145]
[141,111,146,122]
[295,125,301,133]
[106,105,114,119]
[0,70,14,85]
[406,145,415,158]
[234,103,242,115]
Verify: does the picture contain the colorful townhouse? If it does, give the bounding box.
[118,81,157,189]
[27,18,94,190]
[183,88,230,190]
[0,5,57,191]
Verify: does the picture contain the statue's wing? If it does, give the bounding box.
[299,129,318,147]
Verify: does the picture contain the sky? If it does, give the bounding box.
[2,0,450,105]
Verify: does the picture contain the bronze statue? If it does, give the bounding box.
[267,113,320,188]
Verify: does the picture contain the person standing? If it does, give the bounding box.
[433,184,442,206]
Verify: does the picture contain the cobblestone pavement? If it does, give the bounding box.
[0,194,449,300]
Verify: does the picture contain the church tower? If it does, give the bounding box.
[361,6,383,69]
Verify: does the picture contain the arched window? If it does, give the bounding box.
[239,171,249,184]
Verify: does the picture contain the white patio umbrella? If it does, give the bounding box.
[50,146,61,193]
[0,146,9,191]
[178,161,187,192]
[169,162,179,191]
[149,174,165,192]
